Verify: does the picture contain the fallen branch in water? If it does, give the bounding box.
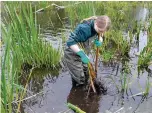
[35,5,51,13]
[9,91,44,104]
[129,92,145,98]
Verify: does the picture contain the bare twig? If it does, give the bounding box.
[10,91,44,104]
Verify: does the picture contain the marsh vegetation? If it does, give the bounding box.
[1,1,152,113]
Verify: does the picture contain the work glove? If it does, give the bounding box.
[94,35,103,47]
[94,39,102,47]
[76,50,89,64]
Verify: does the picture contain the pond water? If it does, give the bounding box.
[21,4,152,113]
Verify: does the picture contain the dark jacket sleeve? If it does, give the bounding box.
[67,24,91,47]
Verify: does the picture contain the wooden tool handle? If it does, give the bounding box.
[95,33,101,74]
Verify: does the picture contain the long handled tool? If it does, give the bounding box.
[87,33,103,94]
[95,33,102,74]
[88,62,96,93]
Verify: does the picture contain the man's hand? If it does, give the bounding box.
[76,50,89,64]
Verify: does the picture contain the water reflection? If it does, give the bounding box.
[135,7,149,22]
[20,67,60,94]
[20,67,61,113]
[67,87,101,113]
[134,7,149,54]
[36,4,67,35]
[36,4,69,50]
[138,31,148,54]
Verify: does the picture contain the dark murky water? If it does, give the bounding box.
[21,4,152,113]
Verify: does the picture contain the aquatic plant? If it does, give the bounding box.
[137,11,152,72]
[1,23,32,113]
[64,1,96,29]
[148,17,152,42]
[2,2,61,70]
[138,42,152,72]
[1,2,62,112]
[120,61,131,93]
[101,50,115,63]
[143,77,151,97]
[100,30,131,62]
[136,76,151,98]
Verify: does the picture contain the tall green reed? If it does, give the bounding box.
[3,2,61,69]
[138,42,152,72]
[1,23,18,113]
[64,1,96,29]
[1,2,62,112]
[101,30,130,62]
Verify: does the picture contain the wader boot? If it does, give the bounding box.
[64,39,91,87]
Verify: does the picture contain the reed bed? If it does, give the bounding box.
[1,2,61,113]
[2,2,61,69]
